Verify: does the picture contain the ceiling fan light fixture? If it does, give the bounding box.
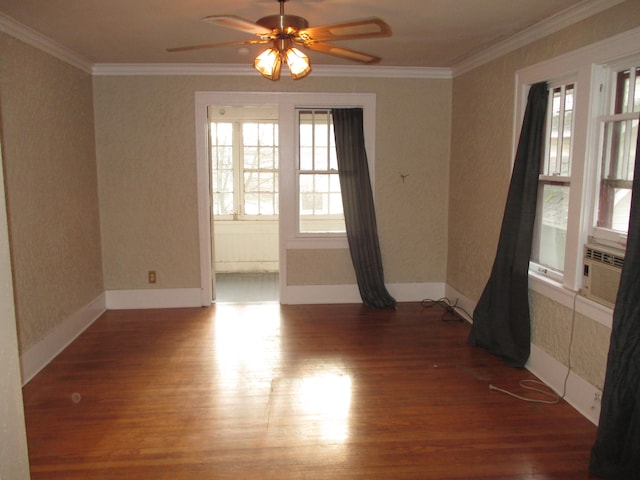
[285,47,311,80]
[254,47,282,80]
[169,0,391,80]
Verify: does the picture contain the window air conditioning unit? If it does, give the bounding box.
[582,243,625,308]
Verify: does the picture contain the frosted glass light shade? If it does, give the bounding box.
[285,47,311,80]
[254,48,282,80]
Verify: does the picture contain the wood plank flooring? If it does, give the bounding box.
[22,303,598,479]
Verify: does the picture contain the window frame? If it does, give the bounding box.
[295,108,346,236]
[195,92,376,306]
[209,108,279,221]
[590,56,640,248]
[514,26,640,325]
[530,80,577,284]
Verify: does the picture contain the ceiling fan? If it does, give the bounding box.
[167,0,392,80]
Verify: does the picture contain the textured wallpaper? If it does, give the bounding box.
[447,1,640,390]
[0,139,31,479]
[530,291,610,389]
[448,0,640,301]
[93,76,452,289]
[0,34,104,352]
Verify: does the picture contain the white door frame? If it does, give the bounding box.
[195,91,376,306]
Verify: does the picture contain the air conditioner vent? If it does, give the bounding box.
[585,245,625,268]
[582,243,625,308]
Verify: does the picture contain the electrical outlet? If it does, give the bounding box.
[148,270,157,284]
[594,391,602,403]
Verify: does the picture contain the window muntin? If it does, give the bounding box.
[532,83,575,278]
[297,109,345,234]
[545,84,575,177]
[210,118,279,218]
[595,65,640,238]
[211,122,234,216]
[242,122,279,216]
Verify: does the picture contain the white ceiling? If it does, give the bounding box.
[0,0,623,69]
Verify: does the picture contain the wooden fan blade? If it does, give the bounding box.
[202,15,273,37]
[298,17,391,42]
[303,42,381,64]
[167,39,268,53]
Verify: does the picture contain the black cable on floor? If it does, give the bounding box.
[420,297,470,322]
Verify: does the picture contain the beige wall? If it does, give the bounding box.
[0,120,30,479]
[0,34,104,353]
[93,75,451,290]
[448,0,640,387]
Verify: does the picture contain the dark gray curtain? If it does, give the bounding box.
[589,127,640,479]
[332,108,396,309]
[468,82,548,368]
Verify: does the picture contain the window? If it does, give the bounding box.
[521,39,640,296]
[242,122,279,216]
[593,64,640,244]
[210,107,279,218]
[532,83,575,277]
[297,109,345,234]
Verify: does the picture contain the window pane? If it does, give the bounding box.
[214,146,233,169]
[297,109,344,233]
[597,118,638,232]
[261,149,275,170]
[561,86,574,176]
[315,147,329,170]
[299,174,313,193]
[300,147,313,170]
[243,146,259,169]
[244,171,260,192]
[243,123,258,145]
[329,193,344,214]
[545,85,574,176]
[299,114,314,147]
[329,142,338,170]
[533,183,569,272]
[213,170,233,192]
[259,123,276,146]
[241,121,279,216]
[211,116,279,218]
[244,193,258,215]
[614,67,640,114]
[315,122,329,146]
[315,174,329,192]
[259,193,275,216]
[214,192,234,215]
[260,172,275,192]
[213,123,233,144]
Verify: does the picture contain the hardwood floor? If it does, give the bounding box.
[23,303,598,479]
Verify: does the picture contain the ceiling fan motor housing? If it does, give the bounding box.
[257,14,308,35]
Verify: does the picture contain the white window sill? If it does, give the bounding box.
[528,270,613,329]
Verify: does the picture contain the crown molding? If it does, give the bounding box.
[451,0,627,77]
[92,63,452,79]
[0,13,93,73]
[1,0,625,80]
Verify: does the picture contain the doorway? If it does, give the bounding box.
[208,104,280,303]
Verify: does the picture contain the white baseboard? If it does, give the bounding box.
[444,283,602,425]
[20,293,106,385]
[281,282,445,305]
[527,343,602,425]
[105,288,203,309]
[443,284,475,322]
